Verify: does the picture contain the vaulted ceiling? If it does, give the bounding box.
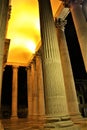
[6,0,66,66]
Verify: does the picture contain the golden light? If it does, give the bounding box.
[9,37,36,53]
[6,0,63,66]
[6,0,40,65]
[24,40,36,54]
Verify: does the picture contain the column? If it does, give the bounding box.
[31,60,38,119]
[0,0,9,119]
[11,66,18,119]
[82,0,87,21]
[27,65,33,118]
[35,52,45,119]
[70,0,87,71]
[38,0,80,129]
[55,18,82,122]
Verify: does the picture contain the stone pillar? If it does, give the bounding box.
[70,0,87,71]
[27,65,33,118]
[11,66,18,119]
[31,61,38,119]
[55,18,82,122]
[82,0,87,21]
[0,0,9,120]
[35,52,45,119]
[38,0,80,129]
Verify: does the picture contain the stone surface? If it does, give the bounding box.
[1,118,87,130]
[0,121,4,130]
[56,18,81,121]
[70,1,87,71]
[11,66,18,119]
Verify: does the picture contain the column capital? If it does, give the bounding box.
[55,18,67,31]
[36,51,41,57]
[31,57,36,64]
[12,65,19,69]
[30,58,36,71]
[26,65,31,71]
[35,46,42,57]
[62,0,82,7]
[35,52,42,60]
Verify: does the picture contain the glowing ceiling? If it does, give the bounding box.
[6,0,63,66]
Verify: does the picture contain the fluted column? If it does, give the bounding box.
[0,0,9,120]
[11,66,18,119]
[55,18,82,122]
[27,65,33,118]
[38,0,80,129]
[38,0,68,119]
[70,0,87,71]
[35,52,45,118]
[31,61,38,119]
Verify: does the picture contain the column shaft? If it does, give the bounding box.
[38,0,69,118]
[38,0,80,129]
[27,66,33,117]
[36,53,45,117]
[55,18,82,122]
[31,61,38,117]
[11,66,18,118]
[70,1,87,71]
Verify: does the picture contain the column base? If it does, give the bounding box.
[70,114,84,124]
[11,115,18,120]
[37,115,45,121]
[41,116,81,130]
[27,115,38,121]
[43,121,80,130]
[0,121,4,130]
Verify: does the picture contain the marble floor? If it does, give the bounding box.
[1,118,87,130]
[76,119,87,130]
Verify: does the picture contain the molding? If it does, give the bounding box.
[3,39,10,68]
[58,7,70,20]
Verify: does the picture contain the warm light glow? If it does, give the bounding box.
[7,0,40,65]
[6,0,62,66]
[9,37,36,53]
[25,40,36,54]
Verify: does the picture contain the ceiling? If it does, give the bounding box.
[6,0,64,66]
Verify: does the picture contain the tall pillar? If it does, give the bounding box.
[35,52,45,119]
[11,66,18,119]
[0,0,9,120]
[55,18,82,122]
[27,65,33,118]
[31,61,38,119]
[70,0,87,71]
[38,0,80,129]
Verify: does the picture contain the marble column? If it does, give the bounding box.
[38,0,80,129]
[11,66,18,119]
[35,52,45,119]
[27,65,33,118]
[70,0,87,71]
[31,61,38,119]
[55,18,82,122]
[0,0,9,120]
